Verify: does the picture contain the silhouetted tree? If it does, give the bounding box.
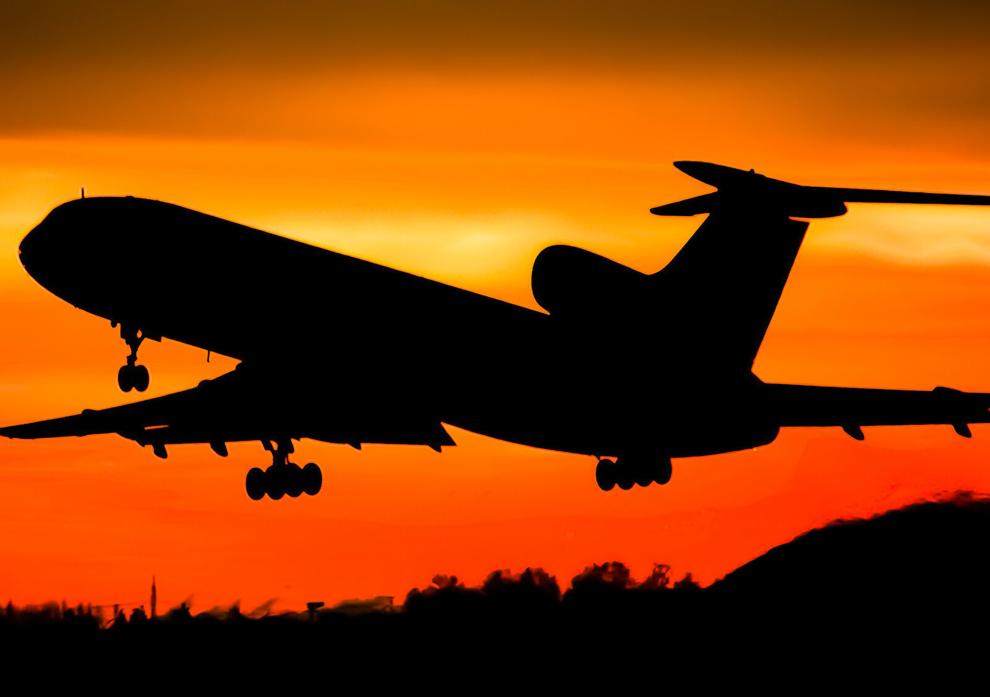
[641,563,673,590]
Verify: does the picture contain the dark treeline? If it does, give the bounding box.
[1,562,702,637]
[3,492,990,672]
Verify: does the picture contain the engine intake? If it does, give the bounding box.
[531,245,648,320]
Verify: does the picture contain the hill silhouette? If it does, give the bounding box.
[714,491,990,608]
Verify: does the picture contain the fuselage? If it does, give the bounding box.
[19,196,778,458]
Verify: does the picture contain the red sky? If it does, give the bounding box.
[1,1,989,612]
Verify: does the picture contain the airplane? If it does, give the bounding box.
[4,161,990,500]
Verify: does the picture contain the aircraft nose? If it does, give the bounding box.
[17,202,124,309]
[18,215,70,292]
[18,220,49,274]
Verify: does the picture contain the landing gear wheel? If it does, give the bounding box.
[654,458,673,485]
[634,459,654,487]
[285,463,304,498]
[265,465,286,500]
[117,364,150,392]
[245,467,266,500]
[251,440,323,500]
[302,462,323,496]
[132,364,150,392]
[595,459,616,491]
[115,324,151,392]
[602,453,671,491]
[117,365,134,392]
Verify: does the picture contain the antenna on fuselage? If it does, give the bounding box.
[81,187,85,199]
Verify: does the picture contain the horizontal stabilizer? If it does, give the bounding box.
[652,161,990,219]
[673,161,753,188]
[832,188,990,207]
[649,193,719,216]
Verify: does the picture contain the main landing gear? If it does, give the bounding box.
[245,438,323,501]
[116,323,150,393]
[596,454,672,491]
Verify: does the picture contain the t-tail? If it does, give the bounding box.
[650,161,990,218]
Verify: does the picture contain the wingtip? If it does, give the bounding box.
[649,192,719,217]
[673,160,709,175]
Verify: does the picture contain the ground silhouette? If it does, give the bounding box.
[4,492,990,678]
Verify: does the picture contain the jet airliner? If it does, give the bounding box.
[4,162,990,500]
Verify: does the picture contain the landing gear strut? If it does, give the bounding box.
[116,323,150,393]
[245,438,323,501]
[596,454,672,491]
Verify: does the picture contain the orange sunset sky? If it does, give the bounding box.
[2,1,990,612]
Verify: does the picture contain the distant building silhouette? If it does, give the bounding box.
[306,601,324,622]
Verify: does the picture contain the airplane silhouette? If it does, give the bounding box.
[4,161,990,500]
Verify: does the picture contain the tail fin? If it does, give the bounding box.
[653,211,807,370]
[649,161,990,370]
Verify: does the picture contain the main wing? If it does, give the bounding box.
[0,366,456,454]
[765,383,990,436]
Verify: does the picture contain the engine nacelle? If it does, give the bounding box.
[531,245,648,319]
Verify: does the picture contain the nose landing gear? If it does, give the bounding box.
[246,438,323,501]
[116,323,151,392]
